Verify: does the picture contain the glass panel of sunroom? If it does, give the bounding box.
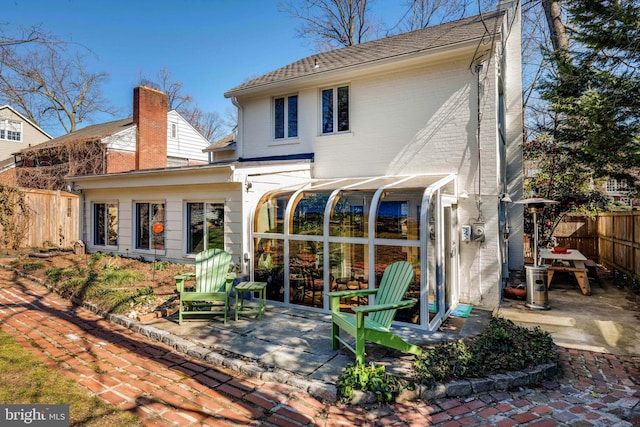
[255,237,284,302]
[329,242,369,311]
[291,191,331,235]
[375,189,422,240]
[374,245,421,325]
[329,191,374,238]
[290,239,324,308]
[255,192,293,234]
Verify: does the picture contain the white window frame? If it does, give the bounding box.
[0,119,23,142]
[91,201,119,248]
[184,201,225,255]
[273,94,298,140]
[320,85,350,135]
[133,201,166,252]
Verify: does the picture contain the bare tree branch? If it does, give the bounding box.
[279,0,380,50]
[139,67,235,142]
[0,28,114,134]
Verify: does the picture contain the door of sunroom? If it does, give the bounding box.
[251,175,458,331]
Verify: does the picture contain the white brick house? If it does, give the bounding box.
[222,1,523,328]
[71,1,523,332]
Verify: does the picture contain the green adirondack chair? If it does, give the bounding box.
[328,261,423,364]
[175,248,234,325]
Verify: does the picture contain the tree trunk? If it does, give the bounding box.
[542,0,569,53]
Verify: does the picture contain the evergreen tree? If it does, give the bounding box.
[540,0,640,191]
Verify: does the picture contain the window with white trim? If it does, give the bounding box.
[93,202,118,246]
[606,178,628,193]
[135,202,165,250]
[0,119,22,141]
[186,202,224,254]
[274,95,298,139]
[321,85,349,134]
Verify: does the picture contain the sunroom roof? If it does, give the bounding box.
[295,174,456,193]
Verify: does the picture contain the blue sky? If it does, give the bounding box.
[5,0,407,136]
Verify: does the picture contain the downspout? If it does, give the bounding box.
[231,96,248,276]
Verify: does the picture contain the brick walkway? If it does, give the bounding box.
[1,268,639,426]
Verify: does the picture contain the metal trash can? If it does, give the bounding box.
[525,265,550,310]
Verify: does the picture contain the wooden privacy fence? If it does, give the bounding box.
[0,188,79,250]
[598,211,640,280]
[547,212,639,280]
[553,214,599,260]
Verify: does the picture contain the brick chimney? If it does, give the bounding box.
[133,85,167,170]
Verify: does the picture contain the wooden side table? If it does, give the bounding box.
[234,281,267,321]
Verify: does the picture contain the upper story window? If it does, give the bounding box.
[606,178,629,193]
[170,122,178,139]
[274,95,298,139]
[0,119,22,142]
[321,85,349,134]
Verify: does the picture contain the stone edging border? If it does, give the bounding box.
[4,264,559,405]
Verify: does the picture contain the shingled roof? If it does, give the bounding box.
[22,118,134,152]
[225,10,504,97]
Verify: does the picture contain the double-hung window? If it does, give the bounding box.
[321,85,349,134]
[0,119,22,141]
[186,202,225,254]
[274,95,298,139]
[93,202,118,246]
[135,202,165,250]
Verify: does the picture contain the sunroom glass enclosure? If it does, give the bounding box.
[252,174,458,331]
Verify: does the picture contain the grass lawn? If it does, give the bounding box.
[0,330,142,426]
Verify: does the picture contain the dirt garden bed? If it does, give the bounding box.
[0,250,195,322]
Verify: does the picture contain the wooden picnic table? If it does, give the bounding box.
[539,248,591,295]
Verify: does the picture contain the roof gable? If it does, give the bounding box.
[225,10,504,97]
[0,105,53,139]
[21,118,135,152]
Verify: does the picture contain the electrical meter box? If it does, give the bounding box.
[471,221,486,242]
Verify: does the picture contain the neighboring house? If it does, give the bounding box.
[13,86,210,190]
[605,178,639,208]
[0,105,52,186]
[204,128,237,163]
[70,0,523,333]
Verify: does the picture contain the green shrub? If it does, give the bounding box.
[413,316,557,386]
[413,339,472,387]
[468,317,557,376]
[337,362,402,404]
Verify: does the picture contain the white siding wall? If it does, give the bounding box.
[166,110,210,162]
[102,112,210,163]
[80,164,311,272]
[83,184,242,265]
[103,128,136,151]
[0,107,50,162]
